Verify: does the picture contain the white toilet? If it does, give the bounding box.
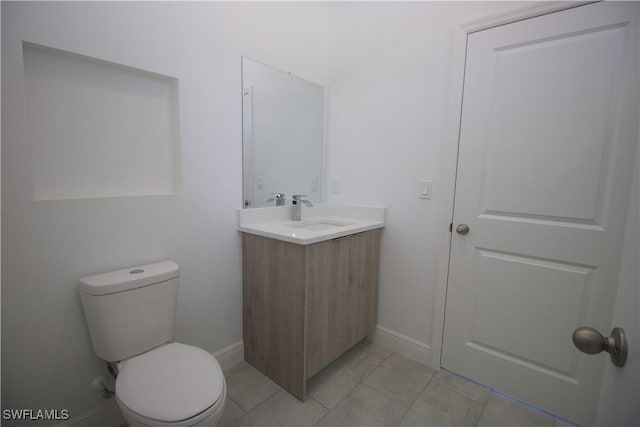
[79,261,226,427]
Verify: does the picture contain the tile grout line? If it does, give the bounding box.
[393,370,438,427]
[432,371,493,410]
[235,348,571,427]
[226,395,247,416]
[223,364,252,425]
[311,346,392,427]
[223,362,252,380]
[439,369,563,426]
[490,388,558,425]
[236,386,284,422]
[367,368,435,411]
[306,393,331,412]
[475,390,494,427]
[311,376,364,427]
[227,365,285,417]
[341,347,388,383]
[235,345,398,427]
[311,347,373,427]
[362,353,438,411]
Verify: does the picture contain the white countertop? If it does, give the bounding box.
[238,204,385,245]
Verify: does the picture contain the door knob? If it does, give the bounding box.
[456,224,470,235]
[572,327,627,367]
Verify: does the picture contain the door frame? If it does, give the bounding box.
[430,0,597,370]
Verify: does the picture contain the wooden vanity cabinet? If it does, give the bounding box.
[242,229,381,401]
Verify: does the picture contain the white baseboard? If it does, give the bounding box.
[213,340,245,373]
[369,325,433,367]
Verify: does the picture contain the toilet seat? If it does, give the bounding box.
[116,342,225,424]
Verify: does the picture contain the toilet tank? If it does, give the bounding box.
[78,261,179,362]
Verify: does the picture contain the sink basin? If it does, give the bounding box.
[287,219,353,231]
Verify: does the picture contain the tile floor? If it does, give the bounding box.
[220,340,572,427]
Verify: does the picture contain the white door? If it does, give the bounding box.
[595,162,639,427]
[442,3,639,426]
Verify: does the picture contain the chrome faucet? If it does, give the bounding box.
[266,193,286,206]
[291,195,313,221]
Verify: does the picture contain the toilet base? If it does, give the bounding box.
[117,380,226,427]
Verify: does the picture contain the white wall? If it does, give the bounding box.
[1,2,327,424]
[325,1,525,351]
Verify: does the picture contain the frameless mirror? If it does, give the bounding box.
[242,57,324,208]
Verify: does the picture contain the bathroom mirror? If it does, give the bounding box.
[242,57,324,208]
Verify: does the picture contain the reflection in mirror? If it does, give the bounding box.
[242,57,324,208]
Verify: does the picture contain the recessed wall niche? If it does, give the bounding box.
[23,42,182,201]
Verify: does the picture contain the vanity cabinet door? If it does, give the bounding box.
[242,234,306,399]
[347,230,381,347]
[305,229,381,378]
[305,236,351,378]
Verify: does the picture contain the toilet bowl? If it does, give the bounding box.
[78,261,226,426]
[115,343,226,427]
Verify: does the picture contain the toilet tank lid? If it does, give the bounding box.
[79,261,179,296]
